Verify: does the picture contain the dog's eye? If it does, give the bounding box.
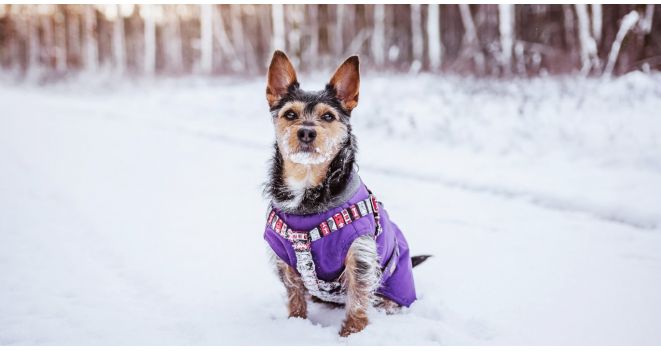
[321,113,335,122]
[284,110,297,120]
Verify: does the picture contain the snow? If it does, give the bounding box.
[1,72,661,345]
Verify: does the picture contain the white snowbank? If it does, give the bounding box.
[1,73,660,345]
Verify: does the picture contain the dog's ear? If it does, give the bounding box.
[266,50,298,108]
[329,55,360,112]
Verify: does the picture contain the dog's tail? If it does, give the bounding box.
[411,255,432,268]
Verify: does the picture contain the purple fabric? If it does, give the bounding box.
[264,180,417,307]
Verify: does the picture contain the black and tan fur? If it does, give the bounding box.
[264,51,424,337]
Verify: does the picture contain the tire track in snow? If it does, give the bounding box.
[361,164,658,231]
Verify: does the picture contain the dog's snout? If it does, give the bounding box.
[297,128,317,143]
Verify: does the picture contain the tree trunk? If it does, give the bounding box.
[458,4,485,75]
[213,5,241,72]
[67,6,81,69]
[640,5,654,34]
[28,9,41,73]
[271,4,285,52]
[591,4,602,43]
[143,5,156,75]
[199,4,213,74]
[305,4,319,71]
[604,10,640,77]
[410,4,423,72]
[426,4,442,72]
[286,5,303,66]
[229,5,245,71]
[335,4,344,57]
[82,5,98,72]
[112,5,126,74]
[40,9,54,70]
[498,4,514,75]
[371,4,385,67]
[574,4,598,74]
[53,7,67,72]
[164,6,184,74]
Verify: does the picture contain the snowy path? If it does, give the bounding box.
[1,76,660,345]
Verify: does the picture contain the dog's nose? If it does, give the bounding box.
[297,128,317,143]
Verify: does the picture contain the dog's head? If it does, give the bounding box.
[266,50,359,165]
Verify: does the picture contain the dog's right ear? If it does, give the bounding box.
[329,55,360,112]
[266,50,298,108]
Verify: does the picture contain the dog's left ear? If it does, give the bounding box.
[329,56,360,112]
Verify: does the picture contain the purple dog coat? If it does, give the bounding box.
[264,178,416,307]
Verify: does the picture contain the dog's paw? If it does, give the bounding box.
[374,297,401,315]
[339,315,368,337]
[288,310,307,319]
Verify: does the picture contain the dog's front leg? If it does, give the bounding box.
[275,257,308,319]
[340,236,382,337]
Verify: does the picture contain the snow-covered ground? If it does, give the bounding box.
[1,72,660,345]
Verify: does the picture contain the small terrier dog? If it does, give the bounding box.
[262,51,429,337]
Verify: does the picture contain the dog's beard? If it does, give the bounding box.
[288,151,328,165]
[278,128,343,165]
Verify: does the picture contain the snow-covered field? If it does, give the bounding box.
[1,72,661,345]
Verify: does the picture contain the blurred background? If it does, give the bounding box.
[2,3,661,346]
[0,4,660,80]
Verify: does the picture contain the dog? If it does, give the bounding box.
[262,50,430,337]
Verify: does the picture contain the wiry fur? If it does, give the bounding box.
[264,135,356,214]
[264,51,401,337]
[339,236,382,336]
[272,253,308,319]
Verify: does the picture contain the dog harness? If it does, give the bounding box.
[263,178,417,307]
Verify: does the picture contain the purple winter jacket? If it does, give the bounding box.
[264,176,417,307]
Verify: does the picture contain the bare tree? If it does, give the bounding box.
[162,5,183,74]
[67,6,81,69]
[305,4,319,70]
[40,6,54,70]
[200,4,213,74]
[410,4,423,72]
[604,10,640,77]
[229,5,245,71]
[82,5,98,72]
[371,4,385,67]
[458,4,485,74]
[334,4,344,57]
[271,4,285,52]
[53,6,67,72]
[498,4,514,75]
[286,5,304,67]
[575,4,599,74]
[143,5,156,75]
[426,4,442,72]
[212,6,241,72]
[112,5,126,74]
[591,4,602,43]
[640,5,655,34]
[2,4,661,78]
[28,7,41,73]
